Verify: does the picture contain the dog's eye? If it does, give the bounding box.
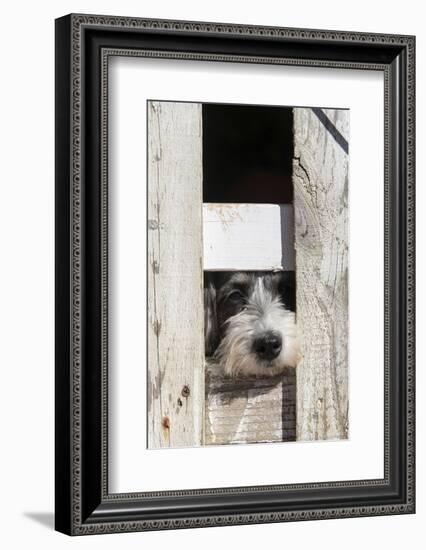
[227,290,244,302]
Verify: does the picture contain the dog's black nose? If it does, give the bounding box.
[253,331,282,361]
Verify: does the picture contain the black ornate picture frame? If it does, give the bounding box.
[55,14,415,535]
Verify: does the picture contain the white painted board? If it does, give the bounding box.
[203,203,294,271]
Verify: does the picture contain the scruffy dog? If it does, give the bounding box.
[204,271,300,377]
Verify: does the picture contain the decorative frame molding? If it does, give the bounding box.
[55,13,415,535]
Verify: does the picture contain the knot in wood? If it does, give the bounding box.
[181,385,190,398]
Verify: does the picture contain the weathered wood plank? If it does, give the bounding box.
[147,101,204,449]
[203,203,294,271]
[293,107,349,441]
[205,362,296,445]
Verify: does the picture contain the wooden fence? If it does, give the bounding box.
[147,100,349,449]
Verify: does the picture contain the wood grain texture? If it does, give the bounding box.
[293,108,349,441]
[205,362,296,445]
[147,101,204,449]
[203,203,294,271]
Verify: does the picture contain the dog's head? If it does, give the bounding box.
[204,271,300,377]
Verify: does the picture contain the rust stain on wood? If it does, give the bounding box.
[161,416,170,430]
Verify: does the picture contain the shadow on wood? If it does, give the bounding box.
[205,361,296,446]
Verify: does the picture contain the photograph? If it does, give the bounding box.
[147,101,349,449]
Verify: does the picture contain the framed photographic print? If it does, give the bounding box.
[55,14,415,535]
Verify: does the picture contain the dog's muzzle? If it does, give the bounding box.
[252,330,282,362]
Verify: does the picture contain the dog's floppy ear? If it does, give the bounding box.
[277,271,296,312]
[204,273,220,356]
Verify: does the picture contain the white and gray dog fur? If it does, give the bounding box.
[204,271,300,377]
